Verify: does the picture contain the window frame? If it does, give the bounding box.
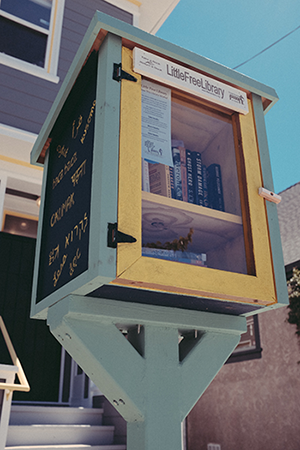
[114,45,278,309]
[0,0,65,83]
[226,315,262,363]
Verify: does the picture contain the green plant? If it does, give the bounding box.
[144,228,194,252]
[287,267,300,337]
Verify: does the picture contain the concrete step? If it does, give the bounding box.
[6,425,115,447]
[9,405,104,426]
[5,446,126,450]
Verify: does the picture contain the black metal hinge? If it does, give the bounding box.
[107,223,137,248]
[113,63,137,82]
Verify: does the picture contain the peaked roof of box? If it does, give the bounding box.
[31,11,279,165]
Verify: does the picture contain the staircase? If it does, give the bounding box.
[5,405,126,450]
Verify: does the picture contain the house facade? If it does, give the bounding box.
[186,183,300,450]
[0,3,293,450]
[0,0,179,404]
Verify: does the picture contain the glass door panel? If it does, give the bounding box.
[142,81,249,274]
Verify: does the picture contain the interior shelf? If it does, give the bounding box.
[142,191,243,254]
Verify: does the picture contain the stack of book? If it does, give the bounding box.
[142,247,207,266]
[142,142,225,212]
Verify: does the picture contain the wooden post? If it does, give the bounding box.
[47,294,246,450]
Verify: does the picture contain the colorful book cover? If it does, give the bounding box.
[149,163,172,197]
[142,247,207,266]
[172,148,183,201]
[179,147,188,202]
[192,152,204,206]
[207,163,225,211]
[186,149,195,204]
[142,248,177,260]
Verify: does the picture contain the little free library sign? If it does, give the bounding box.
[133,47,248,115]
[36,52,97,302]
[31,13,288,320]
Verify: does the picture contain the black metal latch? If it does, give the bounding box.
[113,63,137,82]
[107,223,137,248]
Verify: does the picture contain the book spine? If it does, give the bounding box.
[149,163,171,197]
[207,163,225,211]
[142,247,207,266]
[192,152,204,206]
[172,148,183,200]
[202,165,209,207]
[142,248,176,260]
[186,149,195,204]
[142,158,150,192]
[169,165,175,198]
[179,147,188,202]
[165,165,172,198]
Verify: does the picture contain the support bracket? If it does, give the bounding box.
[47,295,246,450]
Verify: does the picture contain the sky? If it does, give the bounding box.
[156,0,300,194]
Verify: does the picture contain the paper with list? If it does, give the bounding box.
[141,79,173,166]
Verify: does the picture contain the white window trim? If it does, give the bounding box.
[0,0,65,83]
[0,10,49,35]
[0,123,37,144]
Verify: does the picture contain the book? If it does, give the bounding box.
[191,152,204,206]
[171,139,184,148]
[149,163,172,197]
[207,163,225,211]
[169,165,175,198]
[172,147,183,201]
[202,165,209,207]
[142,158,150,192]
[178,147,188,202]
[142,247,207,266]
[186,150,195,204]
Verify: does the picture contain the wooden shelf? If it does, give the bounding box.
[142,191,243,254]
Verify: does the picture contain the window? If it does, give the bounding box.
[0,0,64,82]
[141,80,250,275]
[2,210,38,238]
[226,316,262,363]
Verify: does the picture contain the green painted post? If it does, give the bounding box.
[47,294,246,450]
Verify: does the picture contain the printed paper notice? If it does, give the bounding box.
[141,79,173,166]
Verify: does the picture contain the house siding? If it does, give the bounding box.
[0,0,132,135]
[0,232,62,402]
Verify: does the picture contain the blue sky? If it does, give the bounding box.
[156,0,300,193]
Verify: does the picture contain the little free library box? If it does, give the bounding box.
[30,12,288,320]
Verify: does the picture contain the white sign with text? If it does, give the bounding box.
[133,47,248,115]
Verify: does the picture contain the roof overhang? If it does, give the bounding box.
[31,11,279,165]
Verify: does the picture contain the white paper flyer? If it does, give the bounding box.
[141,79,173,166]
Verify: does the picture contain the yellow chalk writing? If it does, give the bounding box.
[80,100,96,144]
[64,152,77,175]
[49,244,59,266]
[50,193,75,227]
[69,248,81,276]
[57,144,68,158]
[72,115,83,139]
[53,254,67,287]
[52,169,64,189]
[70,160,86,187]
[65,212,88,248]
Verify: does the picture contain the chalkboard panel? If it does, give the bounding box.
[37,51,98,303]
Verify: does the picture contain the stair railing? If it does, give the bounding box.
[0,316,30,450]
[0,316,30,396]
